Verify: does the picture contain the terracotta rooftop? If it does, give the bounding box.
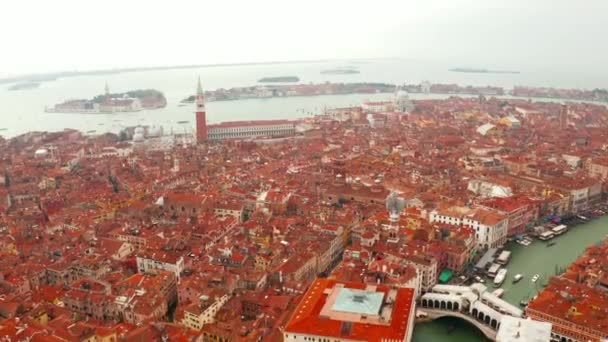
[527,277,608,335]
[284,278,415,341]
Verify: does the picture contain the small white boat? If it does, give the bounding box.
[517,239,531,246]
[513,274,523,283]
[492,288,505,298]
[494,269,508,287]
[531,274,540,283]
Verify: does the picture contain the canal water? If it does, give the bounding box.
[413,215,608,341]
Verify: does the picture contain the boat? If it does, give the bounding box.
[487,263,501,277]
[492,288,505,298]
[538,231,555,241]
[519,299,529,307]
[546,241,557,247]
[577,215,589,221]
[496,251,511,265]
[551,224,567,235]
[512,274,523,283]
[531,274,540,283]
[493,269,507,287]
[177,120,190,124]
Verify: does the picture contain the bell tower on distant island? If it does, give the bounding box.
[195,77,207,142]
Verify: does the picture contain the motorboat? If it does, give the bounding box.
[531,274,540,283]
[512,274,524,283]
[493,269,507,287]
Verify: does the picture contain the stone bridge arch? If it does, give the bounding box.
[416,309,497,341]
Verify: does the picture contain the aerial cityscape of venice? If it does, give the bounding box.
[2,1,608,341]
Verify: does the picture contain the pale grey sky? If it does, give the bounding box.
[1,0,606,75]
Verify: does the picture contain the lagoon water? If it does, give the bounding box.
[1,59,606,138]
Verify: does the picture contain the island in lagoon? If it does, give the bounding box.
[449,67,520,74]
[258,76,300,83]
[321,68,360,75]
[180,82,396,103]
[8,82,40,91]
[46,87,167,114]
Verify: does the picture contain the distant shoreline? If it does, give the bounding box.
[0,59,349,85]
[449,68,520,74]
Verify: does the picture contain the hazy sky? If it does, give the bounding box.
[1,0,606,76]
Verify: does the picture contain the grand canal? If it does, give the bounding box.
[413,214,608,341]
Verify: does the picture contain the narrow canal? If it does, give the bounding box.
[412,215,608,341]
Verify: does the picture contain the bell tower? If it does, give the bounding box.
[195,77,207,142]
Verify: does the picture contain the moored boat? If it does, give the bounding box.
[493,269,507,287]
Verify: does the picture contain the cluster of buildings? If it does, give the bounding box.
[512,86,608,102]
[193,81,608,105]
[46,83,167,114]
[526,239,608,342]
[197,82,396,102]
[0,79,607,341]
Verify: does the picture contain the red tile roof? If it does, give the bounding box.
[284,278,415,341]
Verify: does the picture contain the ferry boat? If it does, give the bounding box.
[551,224,568,235]
[531,274,540,283]
[496,251,511,265]
[493,269,507,287]
[538,231,555,241]
[487,263,501,277]
[492,288,505,298]
[512,274,523,283]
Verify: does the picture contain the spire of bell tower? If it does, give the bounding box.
[197,76,203,96]
[105,81,110,97]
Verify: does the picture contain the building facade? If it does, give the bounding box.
[207,120,296,140]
